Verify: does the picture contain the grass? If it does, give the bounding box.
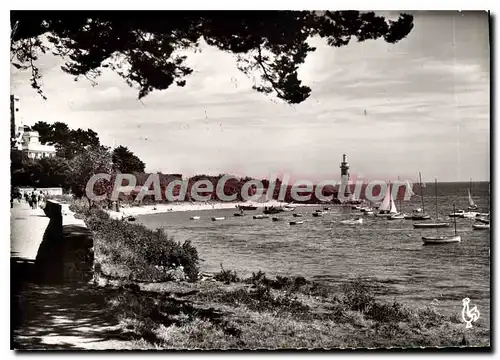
[96,272,490,349]
[72,199,490,349]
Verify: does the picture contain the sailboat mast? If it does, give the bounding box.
[419,172,425,213]
[453,203,457,235]
[435,178,438,221]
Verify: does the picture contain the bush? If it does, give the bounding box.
[341,278,376,313]
[216,285,309,315]
[86,213,199,282]
[213,263,240,284]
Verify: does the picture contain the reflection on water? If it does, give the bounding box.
[138,182,490,321]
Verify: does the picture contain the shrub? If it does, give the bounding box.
[341,278,376,313]
[86,214,199,282]
[216,285,309,315]
[213,263,240,284]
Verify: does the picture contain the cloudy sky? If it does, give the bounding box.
[10,11,490,183]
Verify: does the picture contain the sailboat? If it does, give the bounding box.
[389,176,407,220]
[414,178,450,229]
[422,204,461,244]
[376,182,399,217]
[467,179,479,211]
[405,172,431,220]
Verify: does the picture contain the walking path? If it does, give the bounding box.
[11,201,141,350]
[11,201,49,260]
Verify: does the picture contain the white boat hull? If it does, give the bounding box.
[473,224,490,230]
[340,218,363,225]
[388,213,405,220]
[211,217,225,221]
[190,216,200,220]
[289,221,304,225]
[422,235,461,244]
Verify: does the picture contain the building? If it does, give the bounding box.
[10,95,56,159]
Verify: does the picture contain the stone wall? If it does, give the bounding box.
[37,200,94,284]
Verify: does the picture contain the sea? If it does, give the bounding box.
[137,181,490,322]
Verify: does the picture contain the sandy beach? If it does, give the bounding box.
[107,200,322,219]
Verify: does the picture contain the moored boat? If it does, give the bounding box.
[272,217,283,222]
[211,217,225,221]
[237,205,258,211]
[414,223,450,229]
[473,223,490,230]
[340,217,363,225]
[233,213,245,217]
[253,214,270,219]
[422,235,461,244]
[422,203,461,245]
[289,221,304,225]
[190,216,201,220]
[476,217,490,225]
[312,211,327,217]
[263,206,284,215]
[388,213,405,220]
[293,213,303,217]
[415,178,450,228]
[449,210,465,218]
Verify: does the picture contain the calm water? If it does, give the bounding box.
[138,181,490,321]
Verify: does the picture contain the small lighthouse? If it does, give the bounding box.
[340,154,351,196]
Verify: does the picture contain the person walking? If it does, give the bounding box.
[31,192,38,209]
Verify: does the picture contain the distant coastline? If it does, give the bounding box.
[106,200,323,219]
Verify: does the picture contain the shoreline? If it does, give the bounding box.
[106,201,328,219]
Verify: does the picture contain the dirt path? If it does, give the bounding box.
[11,201,143,350]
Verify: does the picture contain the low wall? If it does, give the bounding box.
[20,187,63,196]
[37,200,94,284]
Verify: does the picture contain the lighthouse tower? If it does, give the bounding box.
[340,154,351,197]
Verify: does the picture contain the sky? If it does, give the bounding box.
[10,11,490,183]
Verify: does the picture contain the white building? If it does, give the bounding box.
[11,95,57,159]
[17,131,57,159]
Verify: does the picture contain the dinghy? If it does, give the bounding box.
[293,213,303,217]
[473,223,490,230]
[253,215,269,219]
[312,211,327,217]
[422,204,461,245]
[211,217,225,221]
[233,213,245,217]
[340,218,363,225]
[190,216,201,220]
[272,217,283,221]
[289,221,304,225]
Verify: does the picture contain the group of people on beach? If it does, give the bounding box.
[11,188,46,209]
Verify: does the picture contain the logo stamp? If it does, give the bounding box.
[462,298,480,329]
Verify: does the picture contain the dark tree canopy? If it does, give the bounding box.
[11,10,414,104]
[32,121,100,159]
[112,145,146,174]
